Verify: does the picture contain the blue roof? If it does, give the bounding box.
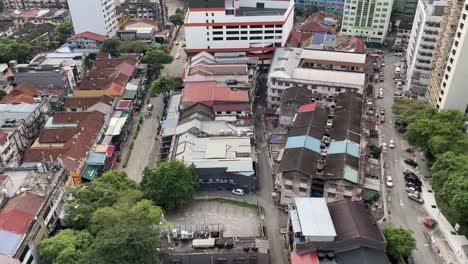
[311,33,337,45]
[328,141,360,157]
[343,165,359,184]
[0,230,22,256]
[285,136,321,153]
[85,152,107,166]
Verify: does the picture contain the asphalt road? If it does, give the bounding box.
[254,78,289,264]
[375,53,440,264]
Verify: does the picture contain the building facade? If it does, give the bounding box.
[68,0,118,37]
[406,0,446,96]
[295,0,345,12]
[121,0,167,26]
[340,0,393,43]
[184,0,295,66]
[427,0,468,112]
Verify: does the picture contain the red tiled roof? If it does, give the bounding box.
[182,81,249,108]
[0,192,44,234]
[298,103,317,113]
[24,111,105,171]
[67,31,106,42]
[64,95,115,109]
[0,82,41,104]
[291,252,319,264]
[288,30,302,48]
[300,12,340,33]
[116,100,132,109]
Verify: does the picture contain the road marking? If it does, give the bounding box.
[400,200,404,207]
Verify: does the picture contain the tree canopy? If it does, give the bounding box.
[149,76,183,95]
[118,40,147,53]
[54,22,73,44]
[99,38,122,56]
[41,171,164,264]
[141,161,198,209]
[383,226,416,259]
[431,152,468,218]
[0,38,32,63]
[169,8,185,26]
[143,46,173,70]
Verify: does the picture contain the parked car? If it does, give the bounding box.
[398,127,407,134]
[379,76,384,82]
[404,170,418,178]
[394,52,403,56]
[147,104,153,111]
[382,142,387,151]
[408,192,424,204]
[378,92,384,99]
[367,99,373,106]
[381,62,386,67]
[404,159,418,168]
[389,139,395,148]
[406,182,422,192]
[176,53,181,59]
[386,176,394,187]
[232,189,245,196]
[380,115,385,124]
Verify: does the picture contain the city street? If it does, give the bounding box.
[254,78,289,264]
[375,53,440,264]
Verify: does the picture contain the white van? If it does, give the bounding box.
[147,104,153,111]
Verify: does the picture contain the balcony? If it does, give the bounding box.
[299,182,308,189]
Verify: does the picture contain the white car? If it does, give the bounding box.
[176,53,181,59]
[386,176,393,187]
[379,87,384,92]
[232,188,244,196]
[382,142,387,151]
[378,91,384,98]
[389,140,395,148]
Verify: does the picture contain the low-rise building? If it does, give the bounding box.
[0,8,70,26]
[64,95,116,112]
[300,12,340,34]
[117,20,161,43]
[267,48,367,109]
[278,86,312,127]
[66,31,107,53]
[0,165,68,264]
[3,0,67,9]
[181,81,251,118]
[288,198,388,263]
[120,0,166,26]
[8,22,55,44]
[1,82,64,111]
[23,111,106,184]
[0,102,50,166]
[174,131,256,192]
[392,15,414,52]
[295,0,344,13]
[74,53,143,99]
[277,92,363,205]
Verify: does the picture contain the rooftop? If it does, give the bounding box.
[293,198,337,238]
[24,111,105,172]
[64,95,115,109]
[0,8,69,20]
[67,31,106,42]
[181,81,249,108]
[9,23,55,43]
[300,49,366,64]
[0,104,40,129]
[300,12,340,33]
[292,68,365,88]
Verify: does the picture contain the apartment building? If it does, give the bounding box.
[295,0,345,12]
[393,0,418,14]
[68,0,118,37]
[267,47,367,109]
[406,0,446,96]
[2,0,66,9]
[184,0,295,66]
[120,0,167,26]
[427,0,468,112]
[340,0,393,43]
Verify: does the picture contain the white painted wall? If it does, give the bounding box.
[68,0,117,37]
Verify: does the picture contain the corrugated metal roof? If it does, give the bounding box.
[0,230,22,256]
[343,165,359,184]
[285,136,321,153]
[294,197,336,237]
[290,209,301,233]
[328,141,360,157]
[81,165,97,181]
[86,152,107,166]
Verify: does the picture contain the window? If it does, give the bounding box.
[452,49,456,55]
[256,2,264,8]
[226,26,239,29]
[455,40,459,47]
[265,36,274,39]
[447,66,451,72]
[241,37,247,40]
[213,26,223,29]
[226,37,239,40]
[211,13,214,16]
[241,31,248,34]
[449,57,454,64]
[250,30,262,34]
[275,30,283,33]
[226,31,239,35]
[213,31,223,35]
[250,36,262,40]
[461,23,465,30]
[445,74,449,80]
[250,25,262,28]
[457,31,462,38]
[241,25,247,28]
[442,82,446,87]
[213,37,223,40]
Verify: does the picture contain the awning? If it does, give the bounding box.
[86,152,107,166]
[81,165,98,181]
[364,189,379,202]
[123,89,137,100]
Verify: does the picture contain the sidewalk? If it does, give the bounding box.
[415,148,468,264]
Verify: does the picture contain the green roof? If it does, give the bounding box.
[123,89,137,99]
[81,165,98,181]
[364,189,379,202]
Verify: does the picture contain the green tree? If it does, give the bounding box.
[118,41,147,54]
[431,152,468,214]
[39,229,94,264]
[149,76,183,96]
[383,226,416,259]
[169,13,185,26]
[141,161,198,209]
[64,170,137,229]
[0,39,33,63]
[392,99,435,127]
[144,46,173,70]
[54,21,73,44]
[99,37,122,56]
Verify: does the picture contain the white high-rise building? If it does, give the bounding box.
[437,0,468,112]
[68,0,118,37]
[405,0,446,96]
[340,0,393,43]
[184,0,295,67]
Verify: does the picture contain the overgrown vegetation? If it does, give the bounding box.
[54,21,73,45]
[393,99,468,234]
[383,226,416,260]
[0,38,32,63]
[40,171,163,264]
[149,76,183,96]
[169,8,185,26]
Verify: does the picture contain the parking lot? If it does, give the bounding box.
[165,200,261,238]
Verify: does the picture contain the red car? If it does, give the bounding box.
[380,115,385,124]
